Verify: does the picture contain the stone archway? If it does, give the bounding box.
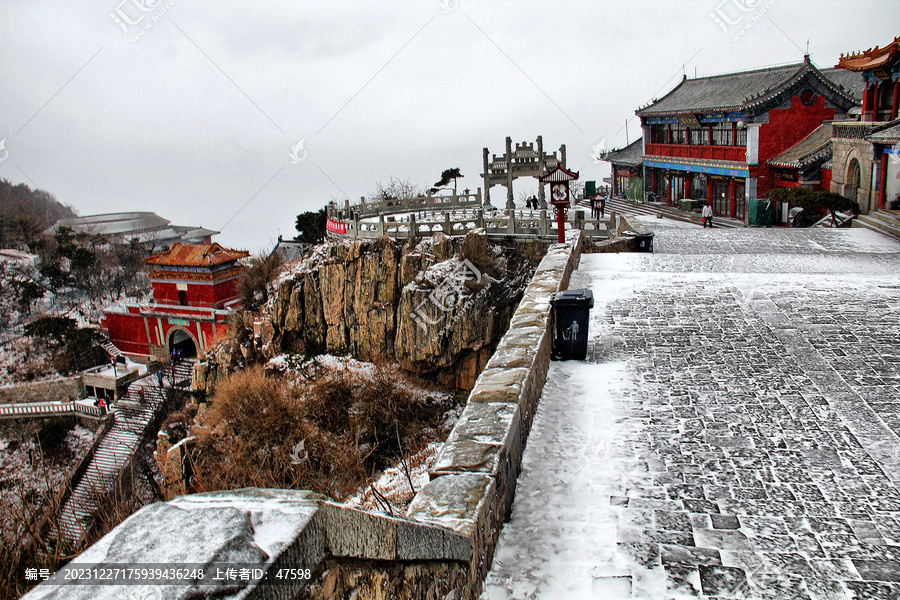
[482,136,566,210]
[846,158,861,209]
[169,328,197,360]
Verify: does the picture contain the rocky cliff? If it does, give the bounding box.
[195,231,533,392]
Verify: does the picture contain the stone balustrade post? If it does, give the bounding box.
[508,212,516,235]
[477,209,484,228]
[444,212,452,235]
[409,213,417,240]
[540,210,548,237]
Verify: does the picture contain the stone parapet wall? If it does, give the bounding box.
[0,377,83,405]
[23,489,473,600]
[406,233,583,599]
[26,235,585,600]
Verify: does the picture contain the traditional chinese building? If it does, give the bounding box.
[102,243,249,361]
[604,139,643,199]
[831,38,900,215]
[635,57,862,221]
[765,122,834,223]
[837,36,900,123]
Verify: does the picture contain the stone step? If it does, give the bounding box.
[100,340,124,357]
[853,214,900,241]
[869,209,900,226]
[596,198,744,228]
[57,370,172,547]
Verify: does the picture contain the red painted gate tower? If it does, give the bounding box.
[102,243,249,361]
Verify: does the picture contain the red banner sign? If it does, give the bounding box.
[326,219,346,235]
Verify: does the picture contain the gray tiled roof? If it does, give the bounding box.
[820,68,864,103]
[604,139,643,167]
[867,120,900,144]
[768,123,833,168]
[637,61,861,116]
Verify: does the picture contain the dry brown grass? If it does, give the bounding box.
[187,362,452,502]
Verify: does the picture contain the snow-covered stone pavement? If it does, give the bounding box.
[483,224,900,599]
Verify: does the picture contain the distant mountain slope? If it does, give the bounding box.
[0,179,77,248]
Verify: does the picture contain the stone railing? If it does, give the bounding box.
[327,190,484,220]
[405,232,583,598]
[0,400,103,420]
[328,207,607,243]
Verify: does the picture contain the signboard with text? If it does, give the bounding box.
[326,219,347,235]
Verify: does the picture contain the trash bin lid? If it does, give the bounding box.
[551,288,594,308]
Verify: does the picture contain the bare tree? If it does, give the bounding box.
[368,176,424,202]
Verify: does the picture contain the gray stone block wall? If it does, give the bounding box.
[0,376,83,404]
[407,233,584,599]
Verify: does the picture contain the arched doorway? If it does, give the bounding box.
[169,329,197,360]
[846,158,861,208]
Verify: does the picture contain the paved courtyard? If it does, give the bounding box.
[482,222,900,599]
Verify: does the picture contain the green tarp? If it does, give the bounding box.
[748,198,771,227]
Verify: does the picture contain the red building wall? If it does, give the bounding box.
[820,168,832,191]
[757,95,835,197]
[103,309,230,357]
[103,311,151,356]
[151,276,240,308]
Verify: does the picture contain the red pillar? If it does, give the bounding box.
[683,174,690,200]
[612,166,617,196]
[873,81,881,121]
[880,152,889,210]
[728,178,736,219]
[706,179,713,203]
[892,80,899,121]
[555,205,566,244]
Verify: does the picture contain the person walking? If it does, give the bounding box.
[702,202,713,228]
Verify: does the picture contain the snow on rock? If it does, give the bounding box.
[348,441,445,514]
[24,489,324,600]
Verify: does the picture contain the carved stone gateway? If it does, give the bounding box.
[482,136,567,210]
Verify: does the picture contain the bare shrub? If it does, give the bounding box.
[188,361,454,502]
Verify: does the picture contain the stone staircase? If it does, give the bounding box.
[99,338,125,359]
[852,209,900,242]
[579,197,745,228]
[168,360,195,388]
[56,374,172,547]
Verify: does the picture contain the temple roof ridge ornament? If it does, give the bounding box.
[836,36,900,73]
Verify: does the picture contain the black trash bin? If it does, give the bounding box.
[635,232,654,253]
[621,230,654,253]
[550,289,594,361]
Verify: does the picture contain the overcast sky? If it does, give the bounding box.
[1,0,896,251]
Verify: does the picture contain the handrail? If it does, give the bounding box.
[0,400,104,420]
[326,207,608,243]
[327,190,485,220]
